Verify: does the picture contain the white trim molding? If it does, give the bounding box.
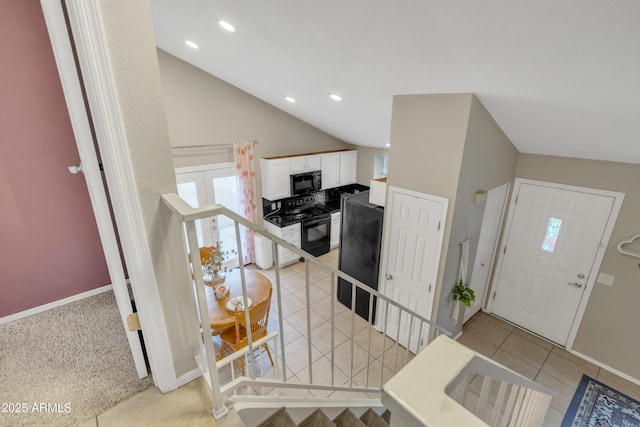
[63,0,177,392]
[570,349,640,387]
[40,0,147,379]
[0,285,113,325]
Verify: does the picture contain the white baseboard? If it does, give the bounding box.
[0,284,113,325]
[570,349,640,387]
[176,367,203,389]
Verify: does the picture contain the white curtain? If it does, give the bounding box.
[233,141,257,264]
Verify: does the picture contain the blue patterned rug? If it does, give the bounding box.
[562,374,640,427]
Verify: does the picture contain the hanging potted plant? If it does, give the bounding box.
[453,279,475,307]
[452,279,475,322]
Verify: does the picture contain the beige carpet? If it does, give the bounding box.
[0,291,154,426]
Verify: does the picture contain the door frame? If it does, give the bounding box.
[42,0,177,391]
[377,186,449,341]
[487,178,624,350]
[40,0,147,379]
[464,182,510,323]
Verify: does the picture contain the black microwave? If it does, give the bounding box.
[291,170,322,196]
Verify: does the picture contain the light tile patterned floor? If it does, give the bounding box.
[86,248,640,426]
[459,310,640,426]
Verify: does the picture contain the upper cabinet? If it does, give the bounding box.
[260,158,291,201]
[261,150,357,200]
[321,150,357,189]
[290,155,321,173]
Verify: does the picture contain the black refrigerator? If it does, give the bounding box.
[337,191,384,322]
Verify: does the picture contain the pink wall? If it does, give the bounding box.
[0,0,111,317]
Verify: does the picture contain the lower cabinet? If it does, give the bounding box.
[330,212,341,250]
[263,222,301,267]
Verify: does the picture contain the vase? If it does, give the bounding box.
[211,273,225,286]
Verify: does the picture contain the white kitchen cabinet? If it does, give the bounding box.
[369,178,387,206]
[264,222,301,267]
[321,150,358,190]
[260,158,291,201]
[290,155,321,173]
[330,212,341,249]
[338,151,357,186]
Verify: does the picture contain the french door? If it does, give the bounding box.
[175,164,241,268]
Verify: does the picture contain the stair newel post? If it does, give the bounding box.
[365,290,375,388]
[185,217,227,418]
[305,260,313,384]
[272,240,287,382]
[349,278,357,386]
[330,272,336,387]
[234,220,256,379]
[379,300,390,386]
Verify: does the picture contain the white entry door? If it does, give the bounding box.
[381,187,448,352]
[491,180,622,346]
[464,183,510,323]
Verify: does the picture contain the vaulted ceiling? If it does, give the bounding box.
[150,0,640,164]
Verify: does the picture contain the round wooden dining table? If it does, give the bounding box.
[204,268,272,332]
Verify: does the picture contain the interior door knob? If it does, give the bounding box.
[568,282,583,288]
[386,274,393,280]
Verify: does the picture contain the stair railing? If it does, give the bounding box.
[162,193,452,418]
[381,335,554,427]
[164,193,553,426]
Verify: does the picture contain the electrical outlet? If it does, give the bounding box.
[597,273,615,287]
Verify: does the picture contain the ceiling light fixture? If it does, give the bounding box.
[184,40,199,49]
[285,97,296,103]
[330,94,342,101]
[386,143,391,147]
[219,20,236,32]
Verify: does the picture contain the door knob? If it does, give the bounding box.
[568,282,583,288]
[386,274,393,280]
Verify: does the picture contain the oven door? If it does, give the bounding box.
[301,215,331,257]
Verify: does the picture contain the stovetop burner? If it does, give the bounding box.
[265,196,330,227]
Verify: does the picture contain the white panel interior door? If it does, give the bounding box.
[464,183,510,323]
[382,187,447,352]
[492,182,615,345]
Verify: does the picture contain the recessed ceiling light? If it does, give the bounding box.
[184,40,199,49]
[219,20,236,32]
[386,143,391,147]
[330,94,342,101]
[285,97,296,103]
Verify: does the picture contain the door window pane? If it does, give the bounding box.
[541,217,562,253]
[212,175,240,265]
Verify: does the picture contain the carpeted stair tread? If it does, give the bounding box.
[333,409,366,427]
[359,408,389,427]
[299,409,336,427]
[258,407,297,427]
[381,410,391,424]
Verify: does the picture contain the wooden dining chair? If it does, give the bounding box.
[218,288,274,376]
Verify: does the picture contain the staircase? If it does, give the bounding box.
[258,407,390,427]
[162,194,555,426]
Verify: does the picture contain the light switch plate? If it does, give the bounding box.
[597,273,615,286]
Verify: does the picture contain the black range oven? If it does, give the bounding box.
[301,209,331,257]
[264,195,331,257]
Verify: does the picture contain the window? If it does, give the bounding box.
[541,217,562,253]
[374,155,389,179]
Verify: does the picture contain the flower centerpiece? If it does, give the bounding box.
[202,243,236,287]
